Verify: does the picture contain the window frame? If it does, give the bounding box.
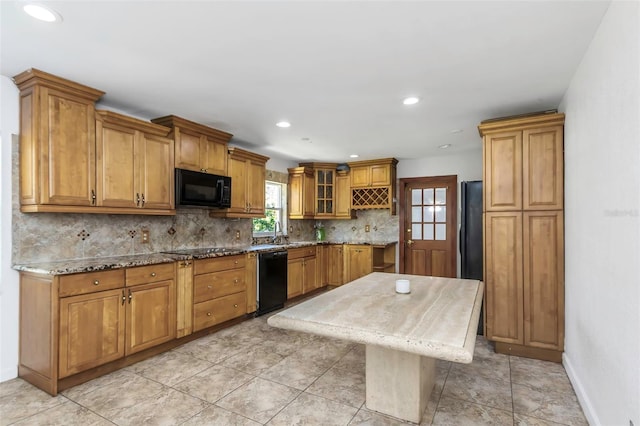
[252,180,287,237]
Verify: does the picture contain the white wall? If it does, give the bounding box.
[0,75,20,381]
[558,2,639,425]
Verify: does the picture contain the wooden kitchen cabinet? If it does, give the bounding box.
[372,243,397,273]
[151,115,232,176]
[287,246,318,298]
[176,260,194,338]
[192,254,247,331]
[348,158,398,213]
[327,244,345,286]
[210,147,269,218]
[479,112,565,362]
[246,253,258,314]
[345,245,373,282]
[14,68,104,211]
[334,170,356,219]
[288,166,315,219]
[96,110,174,212]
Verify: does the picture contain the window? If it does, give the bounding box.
[253,181,287,236]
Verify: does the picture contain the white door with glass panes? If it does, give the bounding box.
[399,175,457,277]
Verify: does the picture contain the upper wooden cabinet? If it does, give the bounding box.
[14,68,104,210]
[151,115,232,176]
[299,163,337,218]
[288,166,315,219]
[479,113,564,211]
[335,170,356,219]
[96,110,174,211]
[210,147,269,218]
[348,158,398,213]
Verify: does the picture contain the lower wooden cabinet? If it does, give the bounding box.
[176,260,194,338]
[287,246,318,299]
[345,245,373,282]
[246,252,258,314]
[327,245,345,286]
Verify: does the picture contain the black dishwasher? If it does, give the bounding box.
[257,250,288,316]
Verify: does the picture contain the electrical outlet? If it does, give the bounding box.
[141,229,150,244]
[365,224,370,232]
[235,230,241,240]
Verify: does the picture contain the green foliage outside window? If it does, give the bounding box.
[253,209,278,233]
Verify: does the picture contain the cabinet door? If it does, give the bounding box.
[484,212,524,344]
[287,258,304,299]
[41,88,97,206]
[523,211,564,350]
[140,134,174,210]
[204,138,227,175]
[327,245,344,286]
[96,122,137,208]
[59,289,125,378]
[315,169,334,217]
[346,245,372,282]
[303,257,317,293]
[350,166,370,187]
[125,280,176,355]
[176,261,193,338]
[335,174,354,219]
[483,131,522,211]
[246,253,258,313]
[370,164,390,186]
[247,160,266,215]
[175,131,203,172]
[288,173,305,218]
[523,126,563,210]
[227,155,247,214]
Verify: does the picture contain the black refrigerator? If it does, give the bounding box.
[460,181,484,335]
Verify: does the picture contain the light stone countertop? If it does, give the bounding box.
[268,272,484,363]
[12,240,398,275]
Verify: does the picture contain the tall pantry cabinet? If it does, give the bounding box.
[479,112,565,362]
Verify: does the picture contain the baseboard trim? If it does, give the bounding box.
[563,352,600,426]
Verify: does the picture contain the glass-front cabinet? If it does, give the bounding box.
[316,169,334,217]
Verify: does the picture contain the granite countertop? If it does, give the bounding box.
[268,272,484,363]
[13,240,398,275]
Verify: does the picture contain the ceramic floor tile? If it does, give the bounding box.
[514,413,568,426]
[259,355,329,390]
[61,369,136,401]
[513,383,588,426]
[333,345,366,376]
[287,339,353,371]
[174,364,255,403]
[350,408,415,425]
[431,396,514,426]
[267,392,358,426]
[11,400,113,426]
[441,368,513,411]
[66,371,165,420]
[306,365,366,408]
[216,377,300,424]
[450,350,511,382]
[510,356,574,393]
[220,345,285,375]
[0,381,67,426]
[0,378,33,398]
[173,335,256,364]
[107,387,208,426]
[182,405,262,426]
[126,350,213,386]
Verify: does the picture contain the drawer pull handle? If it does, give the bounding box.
[93,280,100,286]
[234,304,238,308]
[121,290,126,305]
[150,272,156,277]
[207,312,212,316]
[128,289,132,304]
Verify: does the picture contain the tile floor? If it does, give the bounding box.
[0,311,587,426]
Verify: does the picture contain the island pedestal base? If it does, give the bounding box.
[365,345,436,423]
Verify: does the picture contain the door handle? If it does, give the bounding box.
[407,239,414,246]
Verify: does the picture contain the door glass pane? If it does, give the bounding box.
[412,206,422,222]
[317,171,325,184]
[318,187,324,198]
[412,223,422,240]
[326,186,333,198]
[435,188,446,205]
[435,206,446,222]
[317,200,324,213]
[435,224,446,240]
[327,171,333,184]
[423,224,434,240]
[326,200,333,213]
[411,189,422,205]
[424,189,434,205]
[423,206,434,222]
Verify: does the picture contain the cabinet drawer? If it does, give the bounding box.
[288,246,317,260]
[193,291,246,331]
[194,255,245,275]
[193,269,246,303]
[126,263,175,287]
[59,269,125,297]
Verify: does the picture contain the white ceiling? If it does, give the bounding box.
[1,1,610,164]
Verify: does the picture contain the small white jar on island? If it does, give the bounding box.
[395,279,410,294]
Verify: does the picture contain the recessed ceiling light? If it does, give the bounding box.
[438,144,452,149]
[402,97,420,105]
[350,154,359,158]
[23,3,62,22]
[276,121,291,128]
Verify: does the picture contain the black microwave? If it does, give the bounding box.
[175,168,231,208]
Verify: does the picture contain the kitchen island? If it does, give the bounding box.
[267,272,484,423]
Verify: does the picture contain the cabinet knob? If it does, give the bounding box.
[234,304,238,308]
[93,280,99,285]
[150,272,156,277]
[234,279,239,283]
[234,260,238,264]
[207,285,212,289]
[207,312,212,316]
